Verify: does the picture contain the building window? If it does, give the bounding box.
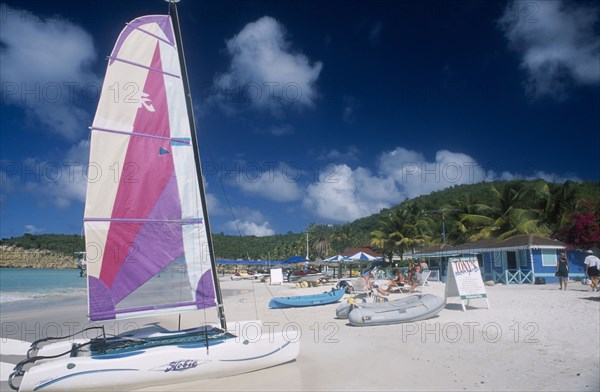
[493,251,504,267]
[541,250,557,266]
[519,250,528,267]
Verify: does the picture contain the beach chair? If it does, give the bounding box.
[399,270,431,293]
[349,277,372,294]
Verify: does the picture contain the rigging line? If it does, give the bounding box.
[262,281,291,323]
[196,127,252,260]
[197,126,260,318]
[168,2,223,330]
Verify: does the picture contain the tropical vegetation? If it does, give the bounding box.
[1,180,598,263]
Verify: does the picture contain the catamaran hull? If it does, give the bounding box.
[18,335,299,391]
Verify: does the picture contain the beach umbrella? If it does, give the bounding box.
[324,254,346,262]
[345,252,382,261]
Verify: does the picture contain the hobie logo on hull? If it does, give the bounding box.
[164,360,198,372]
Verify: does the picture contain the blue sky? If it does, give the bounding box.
[1,0,599,238]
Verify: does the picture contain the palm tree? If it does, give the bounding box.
[371,202,434,260]
[460,182,546,240]
[307,223,333,260]
[370,225,397,263]
[442,194,488,244]
[330,225,360,254]
[533,180,577,232]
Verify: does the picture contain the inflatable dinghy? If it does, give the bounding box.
[338,294,445,326]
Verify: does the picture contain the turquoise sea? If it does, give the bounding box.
[0,268,87,303]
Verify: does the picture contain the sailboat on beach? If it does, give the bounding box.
[9,1,299,391]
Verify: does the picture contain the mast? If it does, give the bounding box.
[168,0,227,330]
[306,233,309,260]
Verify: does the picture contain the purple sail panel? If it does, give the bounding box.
[89,277,116,321]
[196,270,217,309]
[110,173,184,304]
[110,15,174,65]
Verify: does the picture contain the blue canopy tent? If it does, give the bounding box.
[283,256,309,264]
[217,256,308,266]
[217,259,281,266]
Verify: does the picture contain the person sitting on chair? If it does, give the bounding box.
[359,270,375,290]
[406,264,423,293]
[378,268,404,295]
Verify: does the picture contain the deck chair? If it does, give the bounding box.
[400,270,431,293]
[349,277,372,294]
[343,277,391,304]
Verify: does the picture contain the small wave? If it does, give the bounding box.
[0,288,87,304]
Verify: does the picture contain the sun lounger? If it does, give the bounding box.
[399,270,431,293]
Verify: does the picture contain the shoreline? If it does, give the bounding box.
[1,280,599,391]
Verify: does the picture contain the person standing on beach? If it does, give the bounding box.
[584,250,600,292]
[556,252,569,290]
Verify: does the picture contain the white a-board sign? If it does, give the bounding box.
[445,257,490,311]
[270,268,283,285]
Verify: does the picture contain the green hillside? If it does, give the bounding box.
[2,180,599,264]
[0,234,85,256]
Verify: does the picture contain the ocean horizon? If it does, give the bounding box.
[0,268,87,303]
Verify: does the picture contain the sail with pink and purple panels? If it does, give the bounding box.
[83,15,216,321]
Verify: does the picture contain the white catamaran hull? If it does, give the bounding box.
[19,334,298,391]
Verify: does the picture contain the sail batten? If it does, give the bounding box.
[131,25,177,46]
[91,126,191,144]
[84,14,217,321]
[84,218,203,224]
[108,56,181,78]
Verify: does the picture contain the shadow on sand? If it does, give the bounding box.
[444,303,486,311]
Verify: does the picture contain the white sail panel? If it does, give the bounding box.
[83,221,110,278]
[84,132,130,219]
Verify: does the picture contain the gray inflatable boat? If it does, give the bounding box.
[337,294,445,326]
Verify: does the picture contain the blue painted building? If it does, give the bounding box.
[413,235,588,284]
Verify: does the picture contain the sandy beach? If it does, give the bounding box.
[1,278,599,392]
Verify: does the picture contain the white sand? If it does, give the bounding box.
[1,278,598,391]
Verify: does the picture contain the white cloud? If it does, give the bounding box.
[19,140,89,208]
[0,5,99,139]
[303,146,577,223]
[227,220,275,237]
[24,224,44,234]
[232,163,303,202]
[212,16,322,113]
[303,164,402,222]
[318,146,360,162]
[379,148,495,199]
[342,96,359,124]
[225,207,275,236]
[205,192,225,216]
[500,0,600,99]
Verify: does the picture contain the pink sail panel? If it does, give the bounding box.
[100,43,175,288]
